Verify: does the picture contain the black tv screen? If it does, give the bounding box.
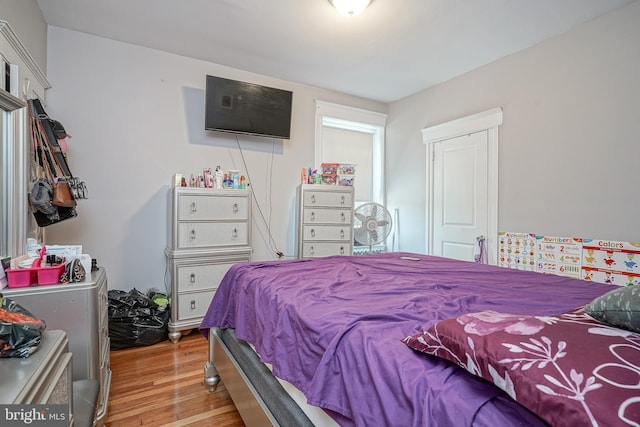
[205,75,293,139]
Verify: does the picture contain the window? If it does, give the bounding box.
[314,101,386,205]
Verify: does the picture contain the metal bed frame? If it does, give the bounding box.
[204,327,316,427]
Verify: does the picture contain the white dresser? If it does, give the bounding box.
[166,187,252,342]
[296,184,354,258]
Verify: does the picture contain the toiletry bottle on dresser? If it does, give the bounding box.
[214,166,223,189]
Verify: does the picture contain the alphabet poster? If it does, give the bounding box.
[498,232,536,271]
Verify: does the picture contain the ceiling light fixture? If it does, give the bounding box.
[329,0,373,16]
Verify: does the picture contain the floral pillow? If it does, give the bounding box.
[403,308,640,427]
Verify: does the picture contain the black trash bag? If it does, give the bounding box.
[108,288,169,350]
[0,294,47,358]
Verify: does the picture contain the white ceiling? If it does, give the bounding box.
[36,0,635,103]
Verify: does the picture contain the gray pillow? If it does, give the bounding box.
[585,285,640,333]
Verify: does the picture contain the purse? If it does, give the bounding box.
[32,205,77,227]
[52,180,77,208]
[29,177,57,215]
[60,258,86,283]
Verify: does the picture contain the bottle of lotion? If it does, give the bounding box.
[214,166,223,189]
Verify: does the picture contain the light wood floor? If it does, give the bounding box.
[104,330,245,426]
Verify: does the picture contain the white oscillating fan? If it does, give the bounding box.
[353,203,393,252]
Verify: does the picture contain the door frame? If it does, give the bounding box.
[422,107,503,264]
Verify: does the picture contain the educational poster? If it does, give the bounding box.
[581,239,640,286]
[498,232,536,271]
[535,236,583,279]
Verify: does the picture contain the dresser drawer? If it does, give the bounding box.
[176,290,215,320]
[302,242,351,257]
[303,225,352,241]
[99,288,109,335]
[303,191,353,208]
[178,194,249,221]
[99,304,109,349]
[303,208,352,225]
[96,344,111,423]
[176,262,235,292]
[177,222,249,248]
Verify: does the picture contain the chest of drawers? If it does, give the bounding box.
[166,187,252,342]
[296,184,354,258]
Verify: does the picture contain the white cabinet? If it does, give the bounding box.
[297,184,354,258]
[166,187,252,342]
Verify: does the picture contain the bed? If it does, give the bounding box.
[199,252,640,426]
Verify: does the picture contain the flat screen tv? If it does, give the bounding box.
[205,75,293,139]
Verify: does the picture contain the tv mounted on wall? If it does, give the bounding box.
[205,75,293,139]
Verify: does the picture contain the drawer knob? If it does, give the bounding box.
[340,229,344,239]
[190,229,197,240]
[190,202,197,213]
[341,212,345,222]
[340,246,345,255]
[233,203,239,214]
[191,300,196,310]
[311,195,316,204]
[310,212,315,222]
[232,228,238,238]
[190,273,196,283]
[310,246,315,255]
[340,195,345,204]
[311,229,316,238]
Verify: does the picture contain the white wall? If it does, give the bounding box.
[10,1,640,290]
[386,1,640,254]
[0,0,47,71]
[44,27,385,292]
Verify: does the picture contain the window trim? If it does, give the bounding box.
[314,100,387,205]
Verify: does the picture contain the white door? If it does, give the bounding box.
[423,108,502,264]
[432,131,488,261]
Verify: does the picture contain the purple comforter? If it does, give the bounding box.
[200,253,614,427]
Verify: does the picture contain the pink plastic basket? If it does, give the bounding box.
[37,264,65,285]
[6,268,37,288]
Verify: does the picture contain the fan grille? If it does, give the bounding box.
[353,203,392,246]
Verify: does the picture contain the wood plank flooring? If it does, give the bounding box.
[104,330,245,426]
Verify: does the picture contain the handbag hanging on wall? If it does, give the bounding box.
[44,131,77,209]
[30,98,72,177]
[52,180,76,208]
[27,99,78,227]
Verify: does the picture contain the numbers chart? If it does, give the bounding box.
[535,236,582,279]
